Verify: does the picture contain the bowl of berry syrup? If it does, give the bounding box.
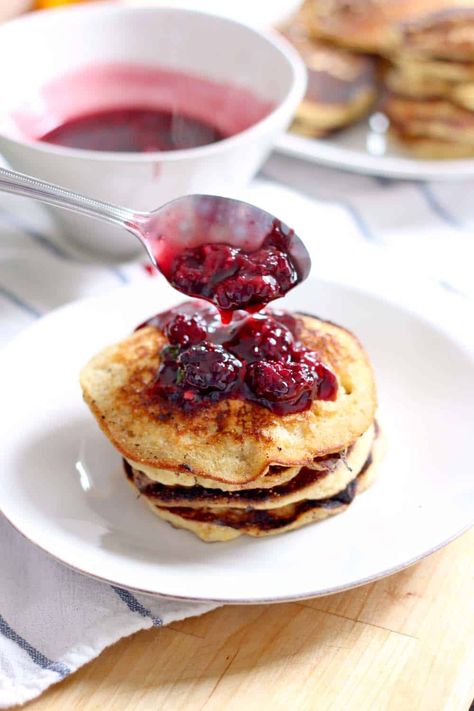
[0,4,305,258]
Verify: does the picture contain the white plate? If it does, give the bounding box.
[1,272,473,603]
[277,119,474,181]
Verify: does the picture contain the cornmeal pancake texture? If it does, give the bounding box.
[400,4,474,61]
[306,0,474,58]
[80,314,377,485]
[450,83,474,111]
[123,420,371,491]
[383,74,474,157]
[389,129,474,157]
[142,424,385,542]
[385,56,474,98]
[126,424,375,510]
[384,93,474,155]
[384,62,457,100]
[283,17,377,137]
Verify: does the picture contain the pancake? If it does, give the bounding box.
[305,0,474,58]
[389,55,474,85]
[401,6,474,61]
[384,62,456,99]
[390,127,474,157]
[384,94,474,146]
[304,0,404,54]
[126,459,302,491]
[384,57,474,102]
[124,421,372,491]
[126,423,375,510]
[80,313,377,485]
[148,426,385,541]
[450,82,474,110]
[283,18,377,137]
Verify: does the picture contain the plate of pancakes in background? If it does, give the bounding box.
[0,247,473,603]
[278,0,474,179]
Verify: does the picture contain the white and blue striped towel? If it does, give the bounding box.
[1,155,473,707]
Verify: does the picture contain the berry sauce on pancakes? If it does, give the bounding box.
[138,302,338,415]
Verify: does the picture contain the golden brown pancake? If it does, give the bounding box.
[304,0,402,53]
[80,313,377,485]
[390,55,474,84]
[384,57,474,103]
[305,0,474,58]
[390,127,474,157]
[146,425,385,541]
[283,17,377,137]
[124,421,372,491]
[126,424,375,510]
[127,459,302,491]
[384,62,456,99]
[401,6,474,61]
[385,93,474,146]
[450,82,474,110]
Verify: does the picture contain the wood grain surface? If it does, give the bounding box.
[27,528,474,711]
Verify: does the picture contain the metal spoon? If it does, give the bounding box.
[0,166,311,279]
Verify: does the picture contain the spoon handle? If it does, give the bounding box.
[0,166,137,230]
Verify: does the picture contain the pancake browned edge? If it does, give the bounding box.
[304,0,474,59]
[384,93,474,157]
[282,13,377,137]
[80,313,377,486]
[400,5,474,61]
[389,127,474,158]
[127,424,375,509]
[384,57,474,103]
[125,423,384,542]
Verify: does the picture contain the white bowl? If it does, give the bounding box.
[0,4,305,259]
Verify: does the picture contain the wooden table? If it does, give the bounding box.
[27,528,474,711]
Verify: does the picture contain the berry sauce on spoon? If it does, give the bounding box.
[138,302,338,415]
[159,220,301,323]
[137,195,311,324]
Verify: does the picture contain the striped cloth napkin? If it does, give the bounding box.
[0,156,473,707]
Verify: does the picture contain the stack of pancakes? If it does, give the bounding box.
[81,312,382,542]
[283,14,378,138]
[384,53,474,158]
[289,0,474,158]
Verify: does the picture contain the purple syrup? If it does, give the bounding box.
[138,302,338,416]
[40,107,226,152]
[12,64,273,147]
[153,220,306,322]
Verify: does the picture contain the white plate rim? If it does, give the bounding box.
[2,497,472,603]
[276,132,474,181]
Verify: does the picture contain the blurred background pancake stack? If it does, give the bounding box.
[284,0,474,158]
[282,13,378,138]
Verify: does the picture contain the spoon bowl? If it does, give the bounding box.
[0,167,311,310]
[133,194,311,280]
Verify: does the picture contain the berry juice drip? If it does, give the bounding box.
[138,302,338,416]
